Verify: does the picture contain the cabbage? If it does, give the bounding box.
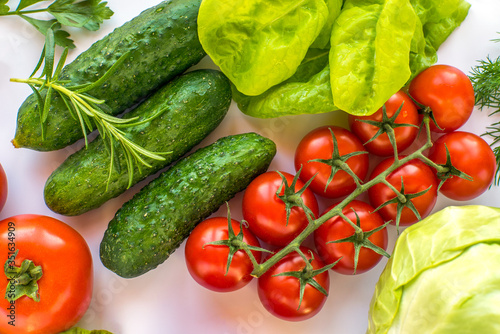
[367,205,500,334]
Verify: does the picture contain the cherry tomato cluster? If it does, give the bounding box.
[184,64,497,322]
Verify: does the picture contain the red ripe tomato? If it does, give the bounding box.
[0,164,7,213]
[0,215,93,334]
[258,247,329,321]
[294,126,369,198]
[242,171,319,247]
[427,131,496,201]
[184,217,261,292]
[348,90,419,156]
[409,64,475,133]
[368,158,438,226]
[314,200,388,275]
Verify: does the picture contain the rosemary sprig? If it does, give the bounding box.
[0,0,113,48]
[11,27,169,188]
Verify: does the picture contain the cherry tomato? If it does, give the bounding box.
[409,64,475,133]
[348,90,419,156]
[242,171,319,247]
[294,126,369,198]
[427,131,496,201]
[184,217,261,292]
[258,247,329,321]
[0,164,7,213]
[0,215,93,334]
[368,158,438,226]
[314,200,388,275]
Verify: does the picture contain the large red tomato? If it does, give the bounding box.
[242,171,319,247]
[258,247,329,321]
[368,158,438,226]
[294,126,369,198]
[314,200,388,275]
[409,64,475,133]
[0,215,93,334]
[184,216,261,292]
[349,90,419,156]
[427,131,496,201]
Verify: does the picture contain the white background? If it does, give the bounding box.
[1,0,500,333]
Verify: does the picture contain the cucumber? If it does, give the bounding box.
[13,0,206,151]
[44,69,231,216]
[100,133,276,278]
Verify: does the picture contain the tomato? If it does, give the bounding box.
[184,217,261,292]
[0,215,93,334]
[242,171,319,247]
[0,164,7,213]
[348,90,419,156]
[258,247,329,321]
[408,64,475,133]
[427,131,496,201]
[314,200,388,275]
[368,158,438,226]
[294,126,369,198]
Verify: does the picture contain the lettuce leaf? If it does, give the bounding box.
[367,205,500,334]
[233,48,338,118]
[198,0,328,96]
[310,0,344,49]
[221,0,470,118]
[408,0,471,79]
[329,0,417,116]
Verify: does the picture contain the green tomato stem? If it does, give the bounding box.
[251,116,435,278]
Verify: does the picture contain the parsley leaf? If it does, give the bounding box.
[48,0,114,31]
[0,0,113,48]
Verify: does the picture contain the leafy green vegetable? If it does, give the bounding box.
[329,0,417,116]
[409,0,471,79]
[233,49,337,118]
[225,0,471,118]
[0,0,113,48]
[310,0,343,49]
[198,0,328,96]
[367,205,500,334]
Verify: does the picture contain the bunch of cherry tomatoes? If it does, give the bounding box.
[183,64,498,321]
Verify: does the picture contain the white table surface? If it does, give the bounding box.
[1,0,500,333]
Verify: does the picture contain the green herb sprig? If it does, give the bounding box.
[0,0,113,48]
[469,34,500,185]
[11,28,169,188]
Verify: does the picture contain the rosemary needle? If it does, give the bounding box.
[11,27,169,188]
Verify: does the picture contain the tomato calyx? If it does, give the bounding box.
[430,144,473,190]
[272,249,338,309]
[308,128,368,191]
[205,205,269,275]
[357,103,419,155]
[327,211,390,274]
[4,249,43,302]
[276,169,316,226]
[373,178,432,233]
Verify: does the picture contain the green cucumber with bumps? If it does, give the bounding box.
[44,69,231,216]
[13,0,206,151]
[100,132,277,278]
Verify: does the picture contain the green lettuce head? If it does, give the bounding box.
[367,205,500,334]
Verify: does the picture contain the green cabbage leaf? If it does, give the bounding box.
[367,205,500,334]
